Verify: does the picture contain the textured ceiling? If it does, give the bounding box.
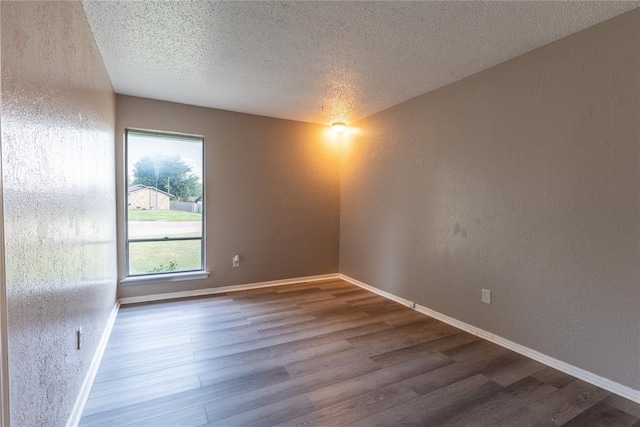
[82,1,639,125]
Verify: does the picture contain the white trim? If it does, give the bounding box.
[339,273,640,405]
[118,273,341,305]
[120,270,210,286]
[339,274,414,308]
[66,302,120,427]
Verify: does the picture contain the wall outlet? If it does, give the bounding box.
[76,328,82,350]
[233,254,240,268]
[481,289,491,304]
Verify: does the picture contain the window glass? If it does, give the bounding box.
[126,130,204,276]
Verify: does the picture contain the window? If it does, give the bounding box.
[125,130,204,277]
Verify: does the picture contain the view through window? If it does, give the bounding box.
[126,130,204,276]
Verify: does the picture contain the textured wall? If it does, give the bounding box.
[1,2,117,426]
[116,96,340,299]
[340,10,640,390]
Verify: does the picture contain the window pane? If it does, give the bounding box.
[126,130,204,276]
[128,210,202,239]
[128,240,202,275]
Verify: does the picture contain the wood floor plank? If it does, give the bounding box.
[441,338,504,361]
[329,289,373,300]
[532,366,577,389]
[347,330,419,355]
[400,346,515,396]
[348,374,502,427]
[343,295,385,306]
[382,310,436,327]
[185,316,252,332]
[125,405,208,427]
[93,352,196,383]
[108,322,192,342]
[231,290,335,309]
[97,345,195,373]
[198,340,353,387]
[408,323,462,344]
[247,308,308,323]
[306,351,453,409]
[292,332,437,378]
[92,342,347,399]
[193,317,387,361]
[203,359,381,423]
[189,329,262,350]
[313,279,354,289]
[561,402,640,427]
[482,353,547,386]
[256,311,369,337]
[605,395,640,419]
[284,346,368,378]
[346,322,420,345]
[80,279,640,427]
[491,380,611,427]
[205,395,316,427]
[90,365,202,399]
[193,345,275,365]
[436,376,558,426]
[296,298,350,312]
[101,335,193,358]
[278,384,419,427]
[273,283,324,292]
[370,332,479,368]
[248,312,317,329]
[269,322,392,355]
[81,367,292,426]
[83,375,201,416]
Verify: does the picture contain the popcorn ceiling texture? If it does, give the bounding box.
[340,9,640,391]
[1,2,117,426]
[82,1,639,125]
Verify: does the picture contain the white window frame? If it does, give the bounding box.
[123,129,206,280]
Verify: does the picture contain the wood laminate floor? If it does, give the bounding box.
[80,279,640,426]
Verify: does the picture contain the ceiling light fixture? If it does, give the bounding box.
[331,122,347,133]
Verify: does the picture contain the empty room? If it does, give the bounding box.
[0,1,639,426]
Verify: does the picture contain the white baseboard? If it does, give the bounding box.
[118,273,341,305]
[339,273,640,405]
[340,274,414,307]
[66,301,120,427]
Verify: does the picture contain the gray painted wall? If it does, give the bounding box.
[116,96,341,299]
[1,2,117,425]
[340,10,640,391]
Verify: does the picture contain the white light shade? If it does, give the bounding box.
[331,122,347,133]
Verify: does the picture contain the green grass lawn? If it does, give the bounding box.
[129,239,202,275]
[128,209,202,221]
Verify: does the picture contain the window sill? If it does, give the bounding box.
[120,271,210,286]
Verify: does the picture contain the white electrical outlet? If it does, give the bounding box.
[233,255,240,268]
[481,289,491,304]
